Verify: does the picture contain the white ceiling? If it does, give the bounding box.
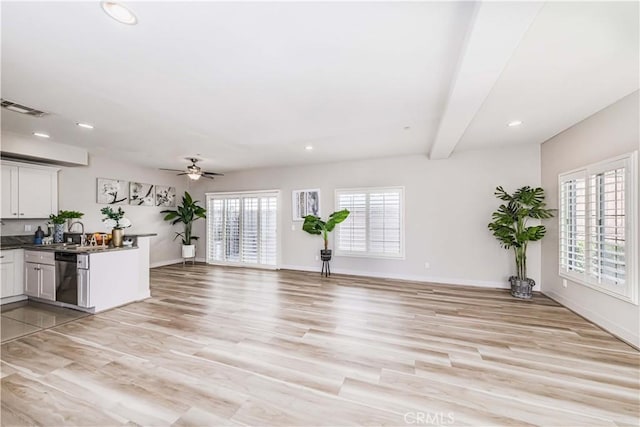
[1,1,638,172]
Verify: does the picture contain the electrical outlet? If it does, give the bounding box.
[315,255,319,261]
[291,224,296,231]
[424,262,430,269]
[562,279,568,288]
[24,225,32,232]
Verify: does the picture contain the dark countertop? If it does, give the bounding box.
[3,243,138,254]
[28,245,138,254]
[1,233,156,251]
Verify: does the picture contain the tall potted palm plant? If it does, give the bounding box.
[161,191,206,258]
[488,186,554,299]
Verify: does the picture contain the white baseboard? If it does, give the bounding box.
[1,295,28,305]
[279,264,508,289]
[150,257,206,268]
[543,290,639,349]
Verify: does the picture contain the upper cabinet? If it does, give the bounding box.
[1,161,59,219]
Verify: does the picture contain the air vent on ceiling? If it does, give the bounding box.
[1,99,49,117]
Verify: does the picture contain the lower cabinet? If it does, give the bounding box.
[24,251,56,301]
[0,249,24,300]
[24,262,40,297]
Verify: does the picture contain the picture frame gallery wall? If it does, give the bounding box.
[96,178,176,207]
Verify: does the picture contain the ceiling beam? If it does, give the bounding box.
[428,1,544,160]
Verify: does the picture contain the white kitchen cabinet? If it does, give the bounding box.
[24,251,56,301]
[0,262,15,297]
[0,161,59,219]
[0,249,25,300]
[1,166,19,218]
[39,264,56,301]
[24,263,40,297]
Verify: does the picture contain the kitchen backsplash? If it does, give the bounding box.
[0,219,49,237]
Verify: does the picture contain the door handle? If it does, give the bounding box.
[19,213,25,216]
[12,213,17,216]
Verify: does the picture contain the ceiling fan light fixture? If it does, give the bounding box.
[187,172,202,181]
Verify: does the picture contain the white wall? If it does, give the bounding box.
[541,91,640,348]
[1,154,200,266]
[195,144,542,288]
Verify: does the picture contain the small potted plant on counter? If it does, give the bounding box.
[48,210,84,243]
[302,209,350,263]
[101,206,132,247]
[161,191,206,259]
[488,186,554,299]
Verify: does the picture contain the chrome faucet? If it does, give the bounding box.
[68,221,85,246]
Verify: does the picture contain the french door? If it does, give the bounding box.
[206,191,279,268]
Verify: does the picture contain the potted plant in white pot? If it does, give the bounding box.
[488,186,554,299]
[161,191,206,259]
[100,206,131,247]
[302,209,350,262]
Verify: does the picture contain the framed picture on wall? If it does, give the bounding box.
[156,185,176,207]
[129,182,155,206]
[292,189,320,221]
[96,178,129,205]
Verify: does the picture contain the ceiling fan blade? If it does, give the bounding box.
[203,172,224,176]
[159,168,185,172]
[200,174,216,179]
[176,173,189,176]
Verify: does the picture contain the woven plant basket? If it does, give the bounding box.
[509,276,535,299]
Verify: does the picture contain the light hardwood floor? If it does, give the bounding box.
[1,264,639,426]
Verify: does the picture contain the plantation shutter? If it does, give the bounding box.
[208,198,225,262]
[559,172,586,277]
[558,152,636,303]
[369,191,401,255]
[587,163,627,286]
[259,196,278,265]
[336,187,404,258]
[336,192,367,252]
[241,197,259,264]
[206,192,279,267]
[224,198,241,262]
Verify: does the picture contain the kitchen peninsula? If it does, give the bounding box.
[0,234,155,313]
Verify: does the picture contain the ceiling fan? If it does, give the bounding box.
[160,158,224,181]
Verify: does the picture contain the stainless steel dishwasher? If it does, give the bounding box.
[55,252,89,306]
[55,252,78,304]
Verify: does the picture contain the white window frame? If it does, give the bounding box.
[205,190,281,270]
[558,152,638,304]
[334,186,405,260]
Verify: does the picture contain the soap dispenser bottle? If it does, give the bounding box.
[34,226,45,245]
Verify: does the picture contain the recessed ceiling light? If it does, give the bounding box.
[305,145,313,151]
[508,120,523,127]
[101,2,137,25]
[76,122,94,129]
[33,132,50,138]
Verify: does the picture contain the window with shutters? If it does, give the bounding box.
[335,187,404,259]
[206,191,279,268]
[558,152,638,304]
